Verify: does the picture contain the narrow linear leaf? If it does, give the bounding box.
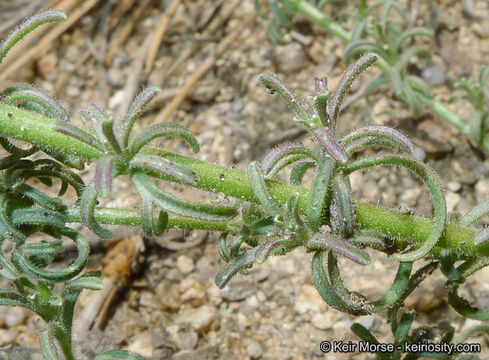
[269,0,291,27]
[343,40,382,64]
[394,27,433,54]
[469,111,483,144]
[217,232,230,262]
[284,193,303,227]
[39,329,58,360]
[130,154,198,185]
[307,231,370,265]
[306,156,334,231]
[312,128,348,163]
[439,251,465,283]
[397,46,432,72]
[11,228,89,282]
[345,154,446,262]
[14,183,62,210]
[11,208,65,228]
[65,276,103,292]
[130,123,199,155]
[132,172,236,221]
[0,289,30,308]
[101,116,122,154]
[328,53,377,126]
[2,87,69,121]
[311,251,365,314]
[460,199,489,226]
[326,251,371,312]
[332,176,355,236]
[448,283,489,320]
[140,191,168,237]
[394,309,415,340]
[0,195,25,242]
[80,182,113,239]
[341,125,414,154]
[56,122,104,151]
[259,73,311,123]
[94,350,147,360]
[290,160,316,185]
[261,143,318,179]
[94,157,114,197]
[120,87,161,148]
[215,248,255,289]
[0,10,66,64]
[404,75,431,98]
[474,228,489,245]
[248,162,282,218]
[20,240,63,257]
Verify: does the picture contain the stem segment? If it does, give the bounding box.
[0,103,483,258]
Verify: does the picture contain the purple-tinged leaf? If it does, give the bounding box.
[94,156,114,197]
[130,123,199,155]
[0,10,66,64]
[312,127,348,163]
[254,238,285,264]
[341,125,414,155]
[56,121,104,151]
[307,231,370,265]
[327,53,377,127]
[261,143,318,179]
[132,172,237,221]
[119,87,160,148]
[314,76,329,96]
[215,248,255,289]
[130,154,198,185]
[2,86,69,121]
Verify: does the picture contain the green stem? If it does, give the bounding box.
[280,0,351,42]
[0,102,483,258]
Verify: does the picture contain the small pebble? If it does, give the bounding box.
[447,181,462,193]
[475,179,489,203]
[176,305,217,333]
[177,255,195,275]
[446,191,461,213]
[127,331,153,358]
[168,325,198,350]
[274,43,308,73]
[0,329,18,347]
[246,340,263,359]
[422,64,446,86]
[5,308,27,328]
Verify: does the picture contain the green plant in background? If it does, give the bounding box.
[254,0,333,43]
[1,9,489,360]
[259,0,489,153]
[455,66,489,149]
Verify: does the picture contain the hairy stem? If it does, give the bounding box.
[0,102,482,257]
